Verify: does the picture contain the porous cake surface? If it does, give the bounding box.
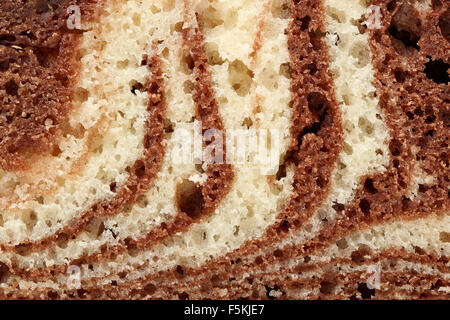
[0,0,448,299]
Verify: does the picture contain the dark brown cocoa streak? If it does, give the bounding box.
[179,12,234,221]
[333,272,450,300]
[174,248,450,282]
[13,251,446,299]
[290,272,449,300]
[135,253,449,300]
[1,269,447,300]
[118,249,449,298]
[1,52,167,254]
[0,0,99,171]
[258,0,343,250]
[0,1,97,48]
[221,272,449,300]
[251,249,450,279]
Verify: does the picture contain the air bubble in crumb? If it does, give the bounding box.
[228,60,254,97]
[358,117,374,136]
[74,87,89,103]
[279,63,291,78]
[440,232,450,242]
[199,6,224,29]
[205,42,224,65]
[271,0,291,19]
[349,41,370,68]
[176,180,204,219]
[326,6,346,23]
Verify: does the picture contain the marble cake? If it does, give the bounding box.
[0,0,449,299]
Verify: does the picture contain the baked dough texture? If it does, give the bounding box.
[0,0,448,299]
